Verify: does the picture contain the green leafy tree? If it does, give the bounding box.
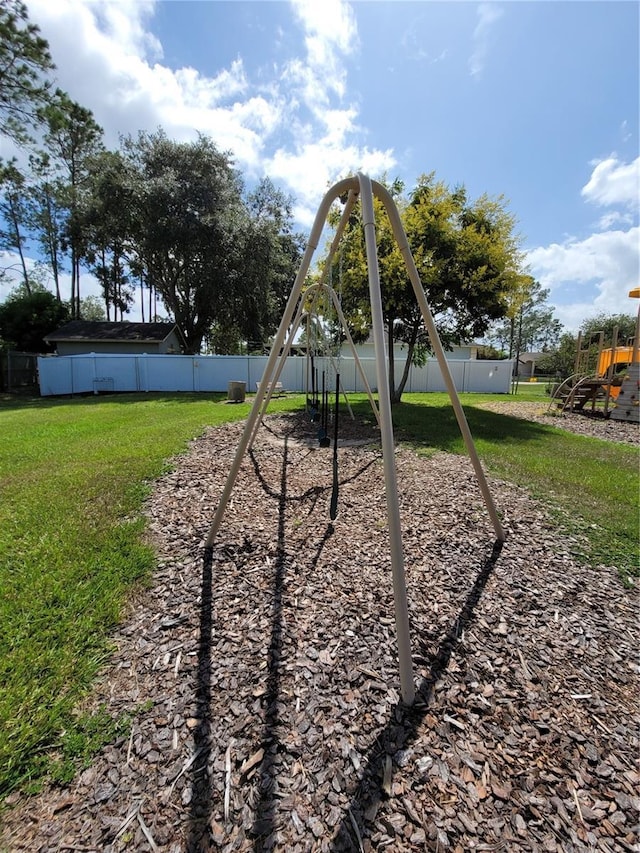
[82,150,135,320]
[488,277,563,358]
[0,0,54,144]
[535,332,578,379]
[39,90,104,319]
[78,294,106,321]
[476,344,507,360]
[121,130,245,353]
[233,177,304,351]
[0,287,69,351]
[331,174,524,402]
[580,313,636,348]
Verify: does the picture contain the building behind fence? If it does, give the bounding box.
[37,353,513,397]
[1,351,39,394]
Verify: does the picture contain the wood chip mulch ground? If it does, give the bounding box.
[1,404,638,853]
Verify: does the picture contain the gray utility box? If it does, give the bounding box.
[227,380,246,403]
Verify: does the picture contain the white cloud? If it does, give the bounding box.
[469,3,502,77]
[290,0,359,61]
[25,0,277,167]
[620,120,632,144]
[267,134,396,228]
[265,0,399,220]
[525,154,640,331]
[21,0,392,221]
[597,211,634,231]
[581,155,640,210]
[285,0,358,112]
[527,226,640,330]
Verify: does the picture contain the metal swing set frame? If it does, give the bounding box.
[205,174,505,705]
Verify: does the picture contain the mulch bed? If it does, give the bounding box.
[1,406,638,852]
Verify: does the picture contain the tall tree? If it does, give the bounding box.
[0,159,32,293]
[233,177,304,351]
[27,152,66,302]
[83,149,135,320]
[123,131,249,353]
[488,277,563,358]
[0,0,54,144]
[535,332,578,379]
[39,90,104,319]
[332,174,524,402]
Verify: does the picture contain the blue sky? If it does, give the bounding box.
[2,0,639,332]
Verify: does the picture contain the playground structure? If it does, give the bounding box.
[550,287,640,422]
[205,174,505,706]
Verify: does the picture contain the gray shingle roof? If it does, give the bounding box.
[44,321,179,343]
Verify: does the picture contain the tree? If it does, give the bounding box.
[580,313,636,347]
[121,131,245,353]
[233,177,304,351]
[0,159,32,293]
[82,150,135,320]
[535,332,577,379]
[488,277,563,358]
[78,294,106,321]
[39,90,104,319]
[331,174,524,402]
[0,0,54,144]
[28,151,66,302]
[121,133,302,353]
[0,286,69,351]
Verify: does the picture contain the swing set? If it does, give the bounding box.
[205,174,505,705]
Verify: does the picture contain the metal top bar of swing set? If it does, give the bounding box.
[204,174,505,706]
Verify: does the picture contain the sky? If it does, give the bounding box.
[1,0,639,334]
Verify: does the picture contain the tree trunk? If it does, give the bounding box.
[395,317,420,403]
[75,257,81,319]
[508,316,515,359]
[514,307,523,380]
[388,314,401,405]
[70,250,77,319]
[45,193,61,302]
[8,200,31,296]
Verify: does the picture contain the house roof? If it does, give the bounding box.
[44,321,181,344]
[518,352,544,364]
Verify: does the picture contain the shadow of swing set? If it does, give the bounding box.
[205,174,506,706]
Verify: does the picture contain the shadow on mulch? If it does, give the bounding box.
[186,419,502,851]
[186,548,215,852]
[330,538,503,851]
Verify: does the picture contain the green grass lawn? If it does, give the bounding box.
[383,393,639,578]
[0,391,299,796]
[0,389,637,796]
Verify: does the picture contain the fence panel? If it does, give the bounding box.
[37,354,513,397]
[144,356,195,391]
[196,356,249,391]
[1,351,39,393]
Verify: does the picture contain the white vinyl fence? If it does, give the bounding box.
[37,353,512,397]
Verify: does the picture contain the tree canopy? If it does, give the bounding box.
[329,174,525,401]
[0,0,54,143]
[486,277,563,358]
[580,313,637,347]
[0,286,69,351]
[535,312,636,378]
